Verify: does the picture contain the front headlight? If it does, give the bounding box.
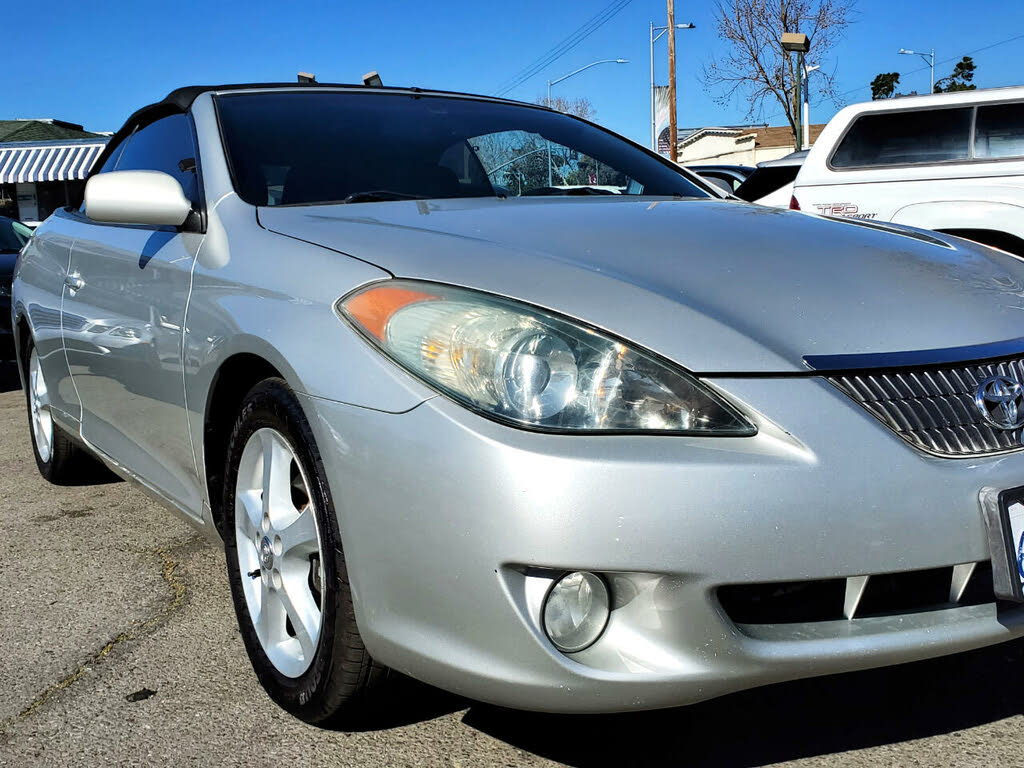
[338,280,755,435]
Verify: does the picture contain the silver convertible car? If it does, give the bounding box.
[13,82,1024,723]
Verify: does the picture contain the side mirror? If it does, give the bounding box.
[84,170,192,227]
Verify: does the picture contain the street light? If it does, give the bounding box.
[650,21,695,150]
[545,58,628,185]
[546,58,629,106]
[781,33,810,151]
[802,63,820,150]
[898,47,935,93]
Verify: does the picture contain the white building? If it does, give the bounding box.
[676,123,825,166]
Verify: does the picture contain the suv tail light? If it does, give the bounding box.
[789,195,800,210]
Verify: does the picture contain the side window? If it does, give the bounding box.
[467,129,634,196]
[96,137,128,175]
[114,114,199,203]
[701,172,741,192]
[975,103,1024,159]
[439,140,492,194]
[75,136,128,210]
[831,107,972,168]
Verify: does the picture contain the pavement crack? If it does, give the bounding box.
[0,538,198,738]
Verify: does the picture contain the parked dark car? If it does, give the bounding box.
[733,150,807,206]
[688,164,754,195]
[0,215,31,359]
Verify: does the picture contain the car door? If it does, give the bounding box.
[62,113,205,516]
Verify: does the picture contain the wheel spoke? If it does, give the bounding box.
[279,567,320,661]
[256,579,281,644]
[279,505,319,558]
[35,375,49,408]
[260,431,293,525]
[236,490,263,539]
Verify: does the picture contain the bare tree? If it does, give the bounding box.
[702,0,855,145]
[536,95,596,121]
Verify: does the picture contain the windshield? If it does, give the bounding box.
[215,91,710,206]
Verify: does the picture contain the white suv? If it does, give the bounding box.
[793,86,1024,255]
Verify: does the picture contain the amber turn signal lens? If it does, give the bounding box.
[342,285,438,340]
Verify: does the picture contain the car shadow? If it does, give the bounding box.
[347,638,1024,765]
[461,638,1024,766]
[323,674,469,732]
[0,360,21,393]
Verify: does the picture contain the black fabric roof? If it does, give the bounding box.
[89,82,540,182]
[160,81,368,110]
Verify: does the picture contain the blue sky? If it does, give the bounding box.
[5,0,1024,145]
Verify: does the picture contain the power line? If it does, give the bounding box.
[839,30,1024,100]
[494,0,631,96]
[494,0,635,97]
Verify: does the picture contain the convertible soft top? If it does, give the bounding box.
[90,81,534,181]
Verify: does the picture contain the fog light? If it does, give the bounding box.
[542,571,609,653]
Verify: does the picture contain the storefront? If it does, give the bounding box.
[0,132,108,225]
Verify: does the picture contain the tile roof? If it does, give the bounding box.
[678,123,827,149]
[753,124,826,148]
[0,120,104,143]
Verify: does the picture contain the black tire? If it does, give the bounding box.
[23,338,96,485]
[222,378,387,725]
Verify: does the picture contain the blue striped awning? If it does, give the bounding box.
[0,139,108,184]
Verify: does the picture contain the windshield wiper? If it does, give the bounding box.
[341,190,429,204]
[522,186,616,197]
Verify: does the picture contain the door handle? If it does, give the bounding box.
[64,273,85,293]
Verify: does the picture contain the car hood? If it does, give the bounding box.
[258,197,1024,374]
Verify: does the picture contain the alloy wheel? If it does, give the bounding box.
[29,349,53,463]
[235,427,325,678]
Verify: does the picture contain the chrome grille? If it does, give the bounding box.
[829,357,1024,456]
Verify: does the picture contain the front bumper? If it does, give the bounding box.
[299,374,1024,713]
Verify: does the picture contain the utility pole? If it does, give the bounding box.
[667,0,677,163]
[802,64,820,150]
[794,50,803,150]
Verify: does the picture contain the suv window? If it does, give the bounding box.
[115,114,199,202]
[831,107,972,168]
[975,102,1024,159]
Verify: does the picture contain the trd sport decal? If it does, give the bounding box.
[813,203,877,219]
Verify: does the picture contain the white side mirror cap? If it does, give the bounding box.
[84,170,192,227]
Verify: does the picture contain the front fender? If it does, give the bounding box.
[182,194,438,511]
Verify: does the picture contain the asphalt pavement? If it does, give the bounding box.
[2,358,1024,767]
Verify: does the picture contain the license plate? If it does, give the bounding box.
[981,486,1024,602]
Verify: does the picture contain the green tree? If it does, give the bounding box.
[870,72,900,99]
[934,56,977,93]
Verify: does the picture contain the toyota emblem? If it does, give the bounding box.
[975,375,1024,430]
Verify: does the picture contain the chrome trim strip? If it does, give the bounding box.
[804,336,1024,372]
